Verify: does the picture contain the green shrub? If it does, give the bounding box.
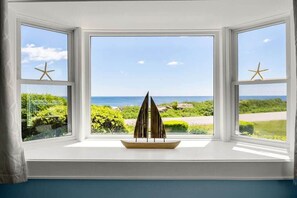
[172,101,178,110]
[120,106,140,119]
[188,125,213,135]
[239,121,254,135]
[91,105,128,134]
[21,105,69,140]
[239,98,286,114]
[125,125,135,134]
[32,105,68,130]
[164,120,188,133]
[21,93,67,128]
[22,93,67,114]
[160,101,214,118]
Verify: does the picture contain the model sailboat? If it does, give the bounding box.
[121,92,180,149]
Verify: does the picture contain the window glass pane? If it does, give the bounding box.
[91,36,214,135]
[237,84,286,141]
[21,85,71,141]
[21,25,68,81]
[238,24,286,81]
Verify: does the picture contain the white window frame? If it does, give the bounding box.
[229,17,292,148]
[83,30,221,140]
[16,16,294,150]
[16,18,77,143]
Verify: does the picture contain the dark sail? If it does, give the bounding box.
[134,92,149,139]
[150,97,166,139]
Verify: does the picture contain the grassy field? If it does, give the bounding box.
[251,120,286,141]
[126,120,286,141]
[126,124,214,135]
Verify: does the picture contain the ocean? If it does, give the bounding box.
[91,96,287,107]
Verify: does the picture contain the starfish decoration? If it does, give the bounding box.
[35,62,55,81]
[248,62,269,80]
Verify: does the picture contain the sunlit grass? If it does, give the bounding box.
[252,120,286,141]
[126,120,286,140]
[125,123,214,135]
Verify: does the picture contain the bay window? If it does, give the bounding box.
[17,18,292,147]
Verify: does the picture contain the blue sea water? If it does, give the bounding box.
[91,96,286,107]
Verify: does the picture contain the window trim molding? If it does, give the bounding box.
[229,17,292,148]
[83,30,221,140]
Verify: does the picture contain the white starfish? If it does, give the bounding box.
[248,62,268,80]
[35,62,55,81]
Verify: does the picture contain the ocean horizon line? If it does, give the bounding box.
[90,95,287,107]
[91,95,286,97]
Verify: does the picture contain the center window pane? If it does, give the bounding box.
[91,36,214,135]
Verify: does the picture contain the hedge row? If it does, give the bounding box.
[239,121,254,135]
[163,120,189,132]
[163,120,211,135]
[163,120,255,135]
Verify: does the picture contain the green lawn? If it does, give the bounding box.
[251,120,286,141]
[126,123,214,135]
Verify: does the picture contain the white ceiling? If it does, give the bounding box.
[9,0,292,29]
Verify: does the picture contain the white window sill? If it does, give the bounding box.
[24,139,293,180]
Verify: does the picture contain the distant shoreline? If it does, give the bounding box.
[91,95,286,107]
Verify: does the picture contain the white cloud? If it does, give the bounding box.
[34,61,55,69]
[137,60,145,64]
[167,61,183,66]
[263,38,271,43]
[22,44,67,62]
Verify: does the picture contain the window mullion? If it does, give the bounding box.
[19,79,74,86]
[232,79,288,86]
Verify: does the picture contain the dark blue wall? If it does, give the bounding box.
[1,180,297,198]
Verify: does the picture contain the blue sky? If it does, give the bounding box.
[21,24,286,97]
[238,23,286,96]
[238,23,286,80]
[91,36,213,96]
[21,25,68,81]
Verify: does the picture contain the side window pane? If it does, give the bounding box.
[238,24,286,81]
[236,84,286,141]
[21,85,71,141]
[91,36,214,135]
[21,25,68,81]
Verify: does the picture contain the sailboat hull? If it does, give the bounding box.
[121,140,180,149]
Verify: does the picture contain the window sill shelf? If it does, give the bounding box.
[24,139,293,180]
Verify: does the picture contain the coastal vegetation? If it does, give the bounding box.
[91,105,128,133]
[239,121,254,135]
[163,120,189,132]
[120,98,285,119]
[252,120,286,141]
[21,93,287,141]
